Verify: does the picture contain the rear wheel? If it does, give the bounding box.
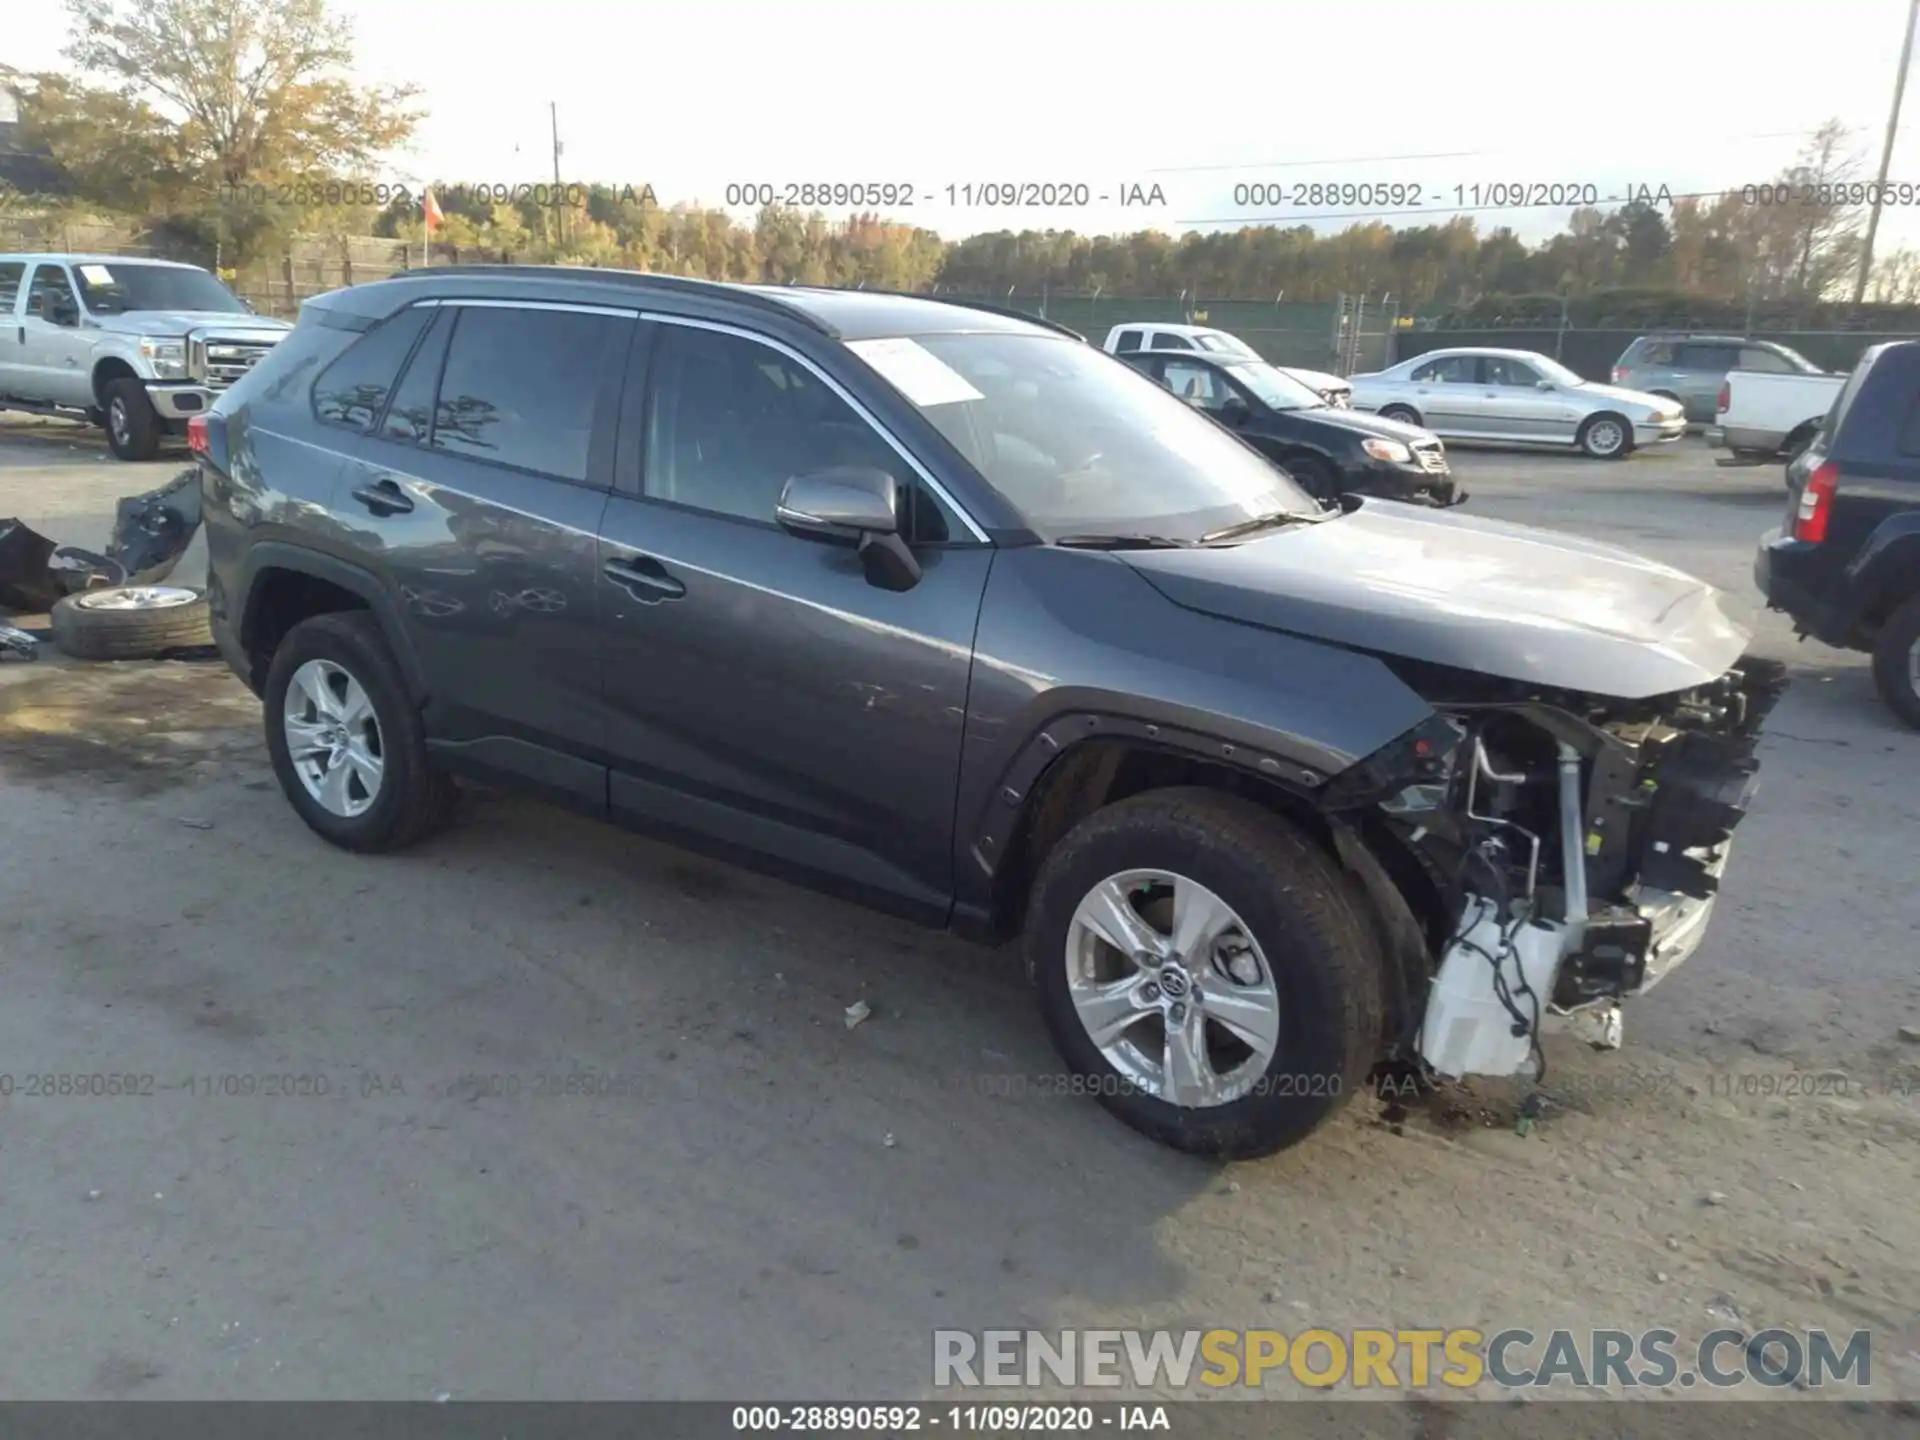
[1024,788,1386,1158]
[1870,594,1920,731]
[262,611,457,851]
[1377,404,1421,426]
[1578,412,1632,460]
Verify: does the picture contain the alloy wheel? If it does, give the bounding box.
[109,399,131,447]
[283,657,385,818]
[1064,869,1281,1108]
[1585,419,1625,457]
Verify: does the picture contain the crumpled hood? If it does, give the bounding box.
[1119,500,1752,699]
[94,311,291,337]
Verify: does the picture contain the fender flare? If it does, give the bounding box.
[1845,513,1920,628]
[237,541,430,701]
[967,708,1332,880]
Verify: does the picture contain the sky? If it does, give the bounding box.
[10,0,1920,252]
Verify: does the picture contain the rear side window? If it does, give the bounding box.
[379,310,450,443]
[1412,355,1476,383]
[1635,341,1675,366]
[0,262,24,312]
[430,305,628,483]
[1897,398,1920,457]
[1113,329,1142,352]
[312,306,435,431]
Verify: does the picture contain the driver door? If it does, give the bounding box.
[1480,355,1582,441]
[594,318,995,922]
[19,263,95,409]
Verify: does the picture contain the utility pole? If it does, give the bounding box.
[1854,0,1919,304]
[550,101,565,250]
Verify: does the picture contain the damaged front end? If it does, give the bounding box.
[1324,655,1789,1080]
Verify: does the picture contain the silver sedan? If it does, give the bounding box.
[1346,348,1686,459]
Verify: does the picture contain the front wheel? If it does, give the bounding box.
[1023,788,1386,1158]
[1870,595,1920,731]
[103,379,161,461]
[1578,412,1632,460]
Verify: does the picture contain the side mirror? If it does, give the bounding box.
[1219,398,1251,426]
[776,467,922,592]
[1535,380,1556,391]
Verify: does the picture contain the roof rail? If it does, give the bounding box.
[795,286,1087,341]
[375,265,839,336]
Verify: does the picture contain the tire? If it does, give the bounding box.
[103,379,161,461]
[1577,412,1632,460]
[261,611,457,852]
[1023,787,1387,1159]
[1377,404,1421,426]
[48,585,212,660]
[1870,594,1920,731]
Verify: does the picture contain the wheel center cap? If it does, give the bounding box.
[1157,965,1191,999]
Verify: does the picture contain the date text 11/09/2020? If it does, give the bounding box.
[1227,181,1682,210]
[216,181,657,210]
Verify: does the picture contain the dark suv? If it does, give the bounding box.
[1114,349,1459,506]
[1756,340,1920,729]
[199,267,1785,1158]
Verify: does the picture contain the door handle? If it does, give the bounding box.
[350,476,413,516]
[603,554,686,603]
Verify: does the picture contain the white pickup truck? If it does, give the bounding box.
[1709,367,1849,464]
[0,253,290,460]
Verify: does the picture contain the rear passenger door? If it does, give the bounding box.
[594,317,994,921]
[1407,354,1486,435]
[0,262,27,395]
[330,299,631,802]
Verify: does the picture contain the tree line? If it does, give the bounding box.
[5,0,1920,313]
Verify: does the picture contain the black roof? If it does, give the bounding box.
[340,266,1064,343]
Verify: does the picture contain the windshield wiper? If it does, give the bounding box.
[1198,510,1325,544]
[1052,533,1193,550]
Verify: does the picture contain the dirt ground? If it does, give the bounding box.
[1,417,1917,1411]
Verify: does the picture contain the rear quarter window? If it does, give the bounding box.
[311,305,437,431]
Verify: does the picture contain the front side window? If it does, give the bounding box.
[861,332,1315,541]
[430,305,627,482]
[645,324,905,524]
[26,265,79,327]
[312,305,436,432]
[1225,362,1323,411]
[1151,333,1195,351]
[1161,359,1231,408]
[1738,346,1794,374]
[71,262,250,316]
[1484,356,1543,387]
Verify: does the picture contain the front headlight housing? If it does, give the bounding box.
[140,337,188,380]
[1361,437,1412,463]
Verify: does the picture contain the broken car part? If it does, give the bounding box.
[49,585,215,662]
[0,518,63,613]
[108,468,203,585]
[0,621,38,660]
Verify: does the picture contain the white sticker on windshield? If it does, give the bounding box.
[846,338,983,407]
[79,264,114,285]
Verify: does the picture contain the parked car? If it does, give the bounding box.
[1711,367,1849,464]
[1116,349,1457,505]
[1755,340,1920,728]
[1347,348,1686,459]
[1613,334,1830,425]
[198,267,1784,1159]
[0,254,290,459]
[1101,321,1352,406]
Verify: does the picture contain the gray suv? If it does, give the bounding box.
[199,267,1784,1159]
[1612,334,1827,424]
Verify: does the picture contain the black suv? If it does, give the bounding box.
[199,267,1784,1158]
[1756,340,1920,729]
[1116,350,1459,506]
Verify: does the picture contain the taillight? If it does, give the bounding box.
[1612,366,1629,384]
[186,414,209,455]
[1793,460,1838,542]
[1716,382,1730,414]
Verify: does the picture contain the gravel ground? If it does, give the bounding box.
[1,416,1916,1411]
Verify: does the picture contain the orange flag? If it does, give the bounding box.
[423,187,444,233]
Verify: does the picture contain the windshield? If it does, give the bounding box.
[72,262,250,316]
[857,333,1316,541]
[1194,332,1258,358]
[1529,355,1586,386]
[1225,361,1326,411]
